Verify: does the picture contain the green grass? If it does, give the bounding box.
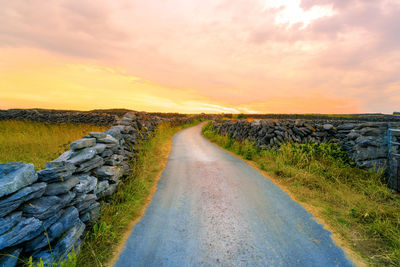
[0,120,107,169]
[202,122,400,266]
[77,120,202,267]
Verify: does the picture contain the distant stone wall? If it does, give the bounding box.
[0,109,118,125]
[0,112,198,266]
[210,119,400,190]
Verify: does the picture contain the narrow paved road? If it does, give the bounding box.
[115,124,354,267]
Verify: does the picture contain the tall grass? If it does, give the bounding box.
[0,120,107,169]
[203,122,400,266]
[77,120,202,267]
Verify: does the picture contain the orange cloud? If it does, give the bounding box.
[0,0,399,113]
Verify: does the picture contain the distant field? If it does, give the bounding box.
[0,120,107,169]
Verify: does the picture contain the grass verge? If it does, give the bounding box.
[0,120,107,169]
[202,122,400,266]
[77,120,202,267]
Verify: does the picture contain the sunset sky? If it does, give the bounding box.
[0,0,399,114]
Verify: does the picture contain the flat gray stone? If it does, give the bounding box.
[80,202,101,223]
[90,132,107,139]
[104,126,124,140]
[96,134,119,144]
[42,209,64,229]
[23,192,75,220]
[80,212,90,223]
[33,220,85,264]
[0,182,46,217]
[52,150,73,163]
[323,124,334,131]
[74,175,97,194]
[75,155,103,173]
[39,161,76,183]
[105,154,125,166]
[94,180,109,195]
[25,207,80,252]
[346,131,360,140]
[0,162,38,198]
[0,216,42,250]
[123,112,137,120]
[45,177,80,196]
[101,149,114,158]
[0,212,22,235]
[51,219,85,261]
[360,127,382,136]
[76,194,97,212]
[80,201,100,215]
[70,138,96,151]
[70,193,87,206]
[93,143,107,154]
[337,123,355,130]
[68,147,97,165]
[95,166,123,181]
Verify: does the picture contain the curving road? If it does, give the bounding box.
[115,124,354,267]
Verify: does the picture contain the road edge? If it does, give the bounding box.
[200,131,367,267]
[107,131,175,267]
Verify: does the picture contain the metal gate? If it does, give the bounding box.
[388,125,400,191]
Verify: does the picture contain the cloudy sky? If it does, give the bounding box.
[0,0,399,113]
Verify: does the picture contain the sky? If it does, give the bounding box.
[0,0,399,114]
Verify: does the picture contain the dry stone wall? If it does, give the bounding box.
[211,119,400,190]
[0,112,199,266]
[0,109,119,126]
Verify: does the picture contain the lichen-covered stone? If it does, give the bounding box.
[38,161,76,183]
[94,180,109,196]
[74,175,97,194]
[0,162,38,198]
[95,166,123,181]
[70,138,96,151]
[105,154,125,166]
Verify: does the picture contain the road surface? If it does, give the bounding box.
[115,124,354,267]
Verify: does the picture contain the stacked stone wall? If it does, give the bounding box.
[0,112,198,266]
[211,119,400,189]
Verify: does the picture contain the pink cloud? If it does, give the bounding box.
[0,0,399,113]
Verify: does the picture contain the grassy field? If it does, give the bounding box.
[77,120,201,267]
[202,122,400,266]
[0,120,107,169]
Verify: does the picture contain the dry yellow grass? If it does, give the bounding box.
[0,120,107,169]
